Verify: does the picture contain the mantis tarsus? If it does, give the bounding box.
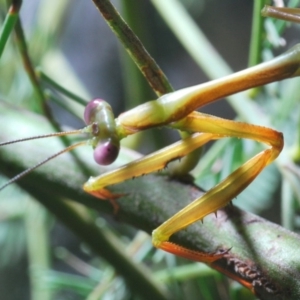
[0,4,300,295]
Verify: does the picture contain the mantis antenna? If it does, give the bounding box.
[0,99,120,191]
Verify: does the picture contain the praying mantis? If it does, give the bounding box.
[1,2,300,298]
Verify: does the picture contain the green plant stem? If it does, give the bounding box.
[0,0,21,58]
[44,91,83,121]
[45,271,96,295]
[155,263,216,283]
[1,102,300,299]
[248,0,265,67]
[86,269,114,300]
[119,0,154,109]
[13,18,49,115]
[36,69,87,106]
[151,0,232,78]
[25,200,52,300]
[91,0,173,97]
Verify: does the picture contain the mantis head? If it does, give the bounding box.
[0,98,121,191]
[84,99,120,165]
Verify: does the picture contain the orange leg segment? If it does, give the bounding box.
[152,112,283,260]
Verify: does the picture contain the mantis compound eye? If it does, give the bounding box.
[84,98,105,125]
[93,140,120,165]
[84,98,120,165]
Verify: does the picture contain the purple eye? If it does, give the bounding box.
[93,140,120,165]
[84,98,104,125]
[84,99,119,165]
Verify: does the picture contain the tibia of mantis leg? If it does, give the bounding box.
[159,241,228,263]
[152,149,272,248]
[159,242,255,291]
[83,132,219,199]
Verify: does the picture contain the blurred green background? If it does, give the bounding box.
[0,0,299,299]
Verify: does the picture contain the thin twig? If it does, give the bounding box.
[91,0,173,96]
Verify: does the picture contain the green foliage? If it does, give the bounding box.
[0,0,300,300]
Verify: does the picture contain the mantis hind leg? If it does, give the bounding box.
[152,111,283,261]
